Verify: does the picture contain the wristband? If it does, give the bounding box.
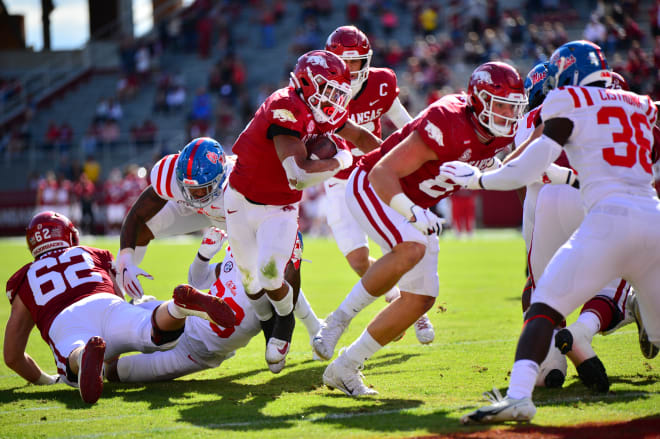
[197,252,210,262]
[389,193,416,220]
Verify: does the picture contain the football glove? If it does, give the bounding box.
[198,227,227,260]
[439,161,482,189]
[410,205,444,235]
[117,248,153,300]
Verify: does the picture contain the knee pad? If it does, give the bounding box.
[581,295,621,333]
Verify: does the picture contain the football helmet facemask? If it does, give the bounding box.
[290,50,352,126]
[468,61,527,137]
[547,40,611,89]
[325,25,372,97]
[26,211,79,258]
[175,137,227,209]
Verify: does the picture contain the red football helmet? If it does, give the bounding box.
[290,50,352,126]
[325,25,372,97]
[609,71,630,91]
[26,211,79,258]
[468,61,527,137]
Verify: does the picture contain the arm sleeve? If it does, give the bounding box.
[480,134,563,190]
[384,97,413,129]
[187,256,220,290]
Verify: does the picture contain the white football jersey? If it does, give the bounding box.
[542,86,658,210]
[514,107,542,150]
[185,251,261,357]
[149,154,236,228]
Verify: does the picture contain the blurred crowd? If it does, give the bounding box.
[2,0,660,236]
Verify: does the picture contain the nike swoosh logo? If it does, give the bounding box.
[369,99,379,106]
[328,183,339,188]
[277,342,289,355]
[227,209,238,214]
[210,206,221,209]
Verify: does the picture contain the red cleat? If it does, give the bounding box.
[173,284,236,328]
[78,336,106,404]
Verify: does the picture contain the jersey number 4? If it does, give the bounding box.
[597,107,653,174]
[27,247,103,306]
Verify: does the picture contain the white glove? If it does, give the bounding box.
[333,149,353,170]
[117,248,153,300]
[439,161,482,189]
[34,372,61,385]
[198,227,227,260]
[410,205,444,235]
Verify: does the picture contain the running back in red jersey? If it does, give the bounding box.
[306,135,338,160]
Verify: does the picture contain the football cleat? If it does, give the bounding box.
[172,284,236,328]
[268,359,286,374]
[266,337,290,365]
[555,323,609,392]
[78,336,106,404]
[312,309,351,360]
[460,388,536,424]
[630,293,659,359]
[414,314,435,344]
[323,357,378,397]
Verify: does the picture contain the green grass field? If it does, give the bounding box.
[0,231,658,438]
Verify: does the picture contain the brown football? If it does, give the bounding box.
[305,135,337,160]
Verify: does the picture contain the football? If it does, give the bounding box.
[305,135,337,160]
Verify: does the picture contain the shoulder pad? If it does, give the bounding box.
[150,154,179,200]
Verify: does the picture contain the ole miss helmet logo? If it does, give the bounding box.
[206,151,221,164]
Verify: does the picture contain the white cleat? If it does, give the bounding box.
[312,310,351,360]
[322,357,378,397]
[268,359,286,374]
[414,314,435,344]
[265,337,290,365]
[460,388,536,424]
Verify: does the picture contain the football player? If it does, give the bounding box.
[117,137,323,371]
[105,227,306,381]
[224,50,382,371]
[512,65,656,393]
[314,61,527,396]
[4,211,235,404]
[322,26,434,345]
[441,40,660,423]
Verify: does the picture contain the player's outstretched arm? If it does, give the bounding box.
[188,227,225,290]
[4,296,59,385]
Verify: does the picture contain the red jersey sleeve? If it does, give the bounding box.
[265,94,308,136]
[6,263,32,303]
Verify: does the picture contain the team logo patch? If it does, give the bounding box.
[424,121,444,147]
[182,178,198,185]
[531,70,547,86]
[272,109,297,123]
[307,55,329,68]
[224,261,233,273]
[473,71,493,84]
[459,149,472,161]
[206,151,220,164]
[550,53,576,71]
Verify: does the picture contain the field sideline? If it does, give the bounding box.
[0,230,658,438]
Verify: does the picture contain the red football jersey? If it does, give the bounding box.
[359,94,513,208]
[229,87,348,205]
[335,68,399,180]
[6,246,117,341]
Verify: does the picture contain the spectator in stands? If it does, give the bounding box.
[652,0,660,37]
[103,167,125,234]
[260,8,276,49]
[74,172,96,234]
[135,45,152,84]
[43,120,60,152]
[95,98,109,123]
[166,84,186,112]
[81,124,100,157]
[107,98,123,122]
[117,74,138,101]
[36,171,58,213]
[57,122,73,154]
[381,8,399,39]
[99,119,120,150]
[418,6,439,37]
[190,87,213,122]
[55,173,72,220]
[83,155,101,184]
[197,14,213,57]
[584,14,607,47]
[451,189,477,239]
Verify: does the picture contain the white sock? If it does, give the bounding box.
[269,282,294,316]
[166,300,186,319]
[506,359,539,399]
[249,294,274,321]
[576,311,601,336]
[338,280,378,319]
[133,245,147,265]
[384,286,401,303]
[342,329,383,369]
[294,289,321,339]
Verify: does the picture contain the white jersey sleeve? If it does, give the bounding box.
[542,86,658,209]
[149,154,184,202]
